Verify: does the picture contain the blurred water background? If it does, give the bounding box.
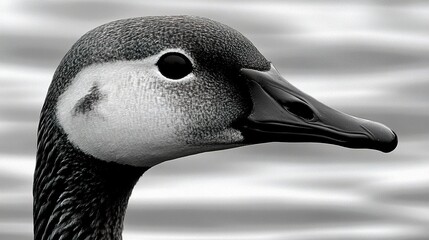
[1,0,428,239]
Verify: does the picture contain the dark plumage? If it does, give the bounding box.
[35,108,146,239]
[73,84,104,115]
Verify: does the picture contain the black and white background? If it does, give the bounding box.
[0,1,428,239]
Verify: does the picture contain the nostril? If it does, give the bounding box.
[284,101,315,121]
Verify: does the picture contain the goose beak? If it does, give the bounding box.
[238,64,397,153]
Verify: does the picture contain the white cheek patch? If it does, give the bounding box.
[57,52,196,167]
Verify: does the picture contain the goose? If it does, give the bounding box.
[34,16,398,240]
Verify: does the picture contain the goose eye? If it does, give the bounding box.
[157,52,193,79]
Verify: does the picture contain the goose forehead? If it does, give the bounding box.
[56,50,246,166]
[50,17,270,96]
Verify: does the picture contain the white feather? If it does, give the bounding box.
[57,50,199,166]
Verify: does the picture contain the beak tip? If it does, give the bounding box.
[360,120,398,153]
[379,130,398,153]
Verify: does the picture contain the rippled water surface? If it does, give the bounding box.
[1,1,428,239]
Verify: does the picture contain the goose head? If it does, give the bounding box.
[35,15,397,239]
[52,16,396,168]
